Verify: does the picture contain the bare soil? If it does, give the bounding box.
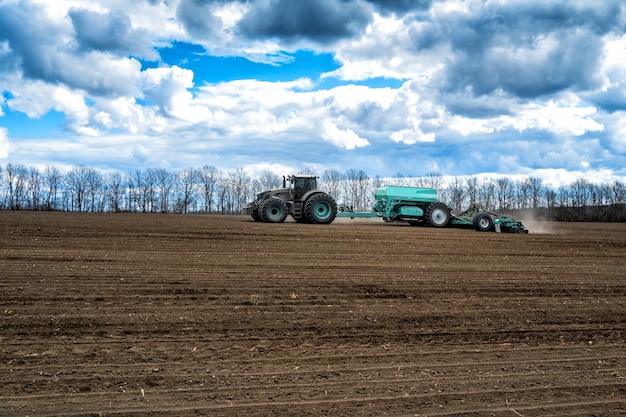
[1,212,625,416]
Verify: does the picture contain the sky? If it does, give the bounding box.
[1,0,625,188]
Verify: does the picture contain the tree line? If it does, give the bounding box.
[1,163,625,221]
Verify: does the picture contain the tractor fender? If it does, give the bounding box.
[300,190,328,202]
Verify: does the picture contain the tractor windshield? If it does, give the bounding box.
[292,176,317,200]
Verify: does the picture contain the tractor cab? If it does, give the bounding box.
[287,175,318,200]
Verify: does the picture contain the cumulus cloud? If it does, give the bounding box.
[322,120,370,149]
[176,0,225,41]
[0,1,70,81]
[607,111,626,153]
[438,1,622,99]
[444,28,605,98]
[0,1,143,96]
[69,8,157,60]
[8,81,88,120]
[0,0,625,183]
[237,0,372,44]
[505,104,604,137]
[367,0,432,15]
[0,127,9,159]
[326,13,448,81]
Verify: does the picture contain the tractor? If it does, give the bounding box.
[242,174,337,224]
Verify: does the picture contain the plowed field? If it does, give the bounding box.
[1,212,625,416]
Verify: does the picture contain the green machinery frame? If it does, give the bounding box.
[337,185,528,233]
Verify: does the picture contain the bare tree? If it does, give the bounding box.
[229,168,252,214]
[362,175,385,208]
[175,168,198,214]
[3,163,16,209]
[320,169,344,204]
[545,188,557,210]
[142,169,159,213]
[216,174,231,214]
[65,165,92,212]
[153,168,174,213]
[391,172,410,186]
[131,170,147,213]
[43,166,62,210]
[570,179,591,208]
[528,177,544,209]
[344,168,369,210]
[106,172,124,212]
[557,185,570,208]
[478,179,496,210]
[198,165,220,213]
[125,171,137,212]
[515,179,530,210]
[465,175,479,205]
[14,164,29,210]
[85,168,103,212]
[258,170,282,191]
[443,177,465,211]
[495,177,512,210]
[28,167,42,210]
[608,181,625,205]
[2,164,28,209]
[422,172,444,190]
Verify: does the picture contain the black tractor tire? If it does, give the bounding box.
[251,205,261,221]
[304,193,337,224]
[260,197,288,223]
[424,202,450,227]
[473,212,494,232]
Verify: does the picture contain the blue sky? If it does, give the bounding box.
[1,0,625,187]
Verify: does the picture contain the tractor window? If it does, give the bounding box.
[293,177,317,199]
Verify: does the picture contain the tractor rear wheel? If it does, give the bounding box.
[304,193,337,224]
[473,212,494,232]
[425,202,450,227]
[260,197,288,223]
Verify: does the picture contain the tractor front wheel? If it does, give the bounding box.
[260,197,288,223]
[251,205,261,221]
[473,212,494,232]
[304,194,337,224]
[425,202,450,227]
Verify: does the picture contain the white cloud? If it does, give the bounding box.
[8,81,88,122]
[141,66,211,123]
[609,111,626,153]
[390,128,435,144]
[0,0,625,185]
[447,116,495,136]
[244,162,297,179]
[322,120,369,149]
[503,103,604,136]
[0,127,10,159]
[92,96,156,133]
[328,83,396,110]
[327,13,447,81]
[600,34,626,84]
[194,78,317,137]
